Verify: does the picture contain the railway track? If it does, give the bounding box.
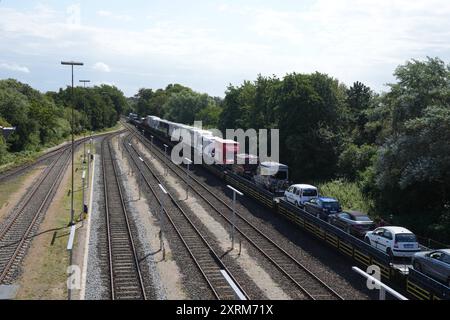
[0,131,120,183]
[0,144,72,284]
[101,135,147,300]
[122,133,249,300]
[125,124,344,300]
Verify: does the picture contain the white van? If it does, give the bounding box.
[284,184,318,207]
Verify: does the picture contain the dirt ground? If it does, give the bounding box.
[135,138,290,299]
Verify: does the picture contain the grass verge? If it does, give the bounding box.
[15,147,87,299]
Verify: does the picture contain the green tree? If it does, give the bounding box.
[374,58,450,240]
[276,72,344,180]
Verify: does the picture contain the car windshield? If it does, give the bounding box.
[395,233,417,242]
[354,216,372,222]
[323,201,340,210]
[303,189,317,197]
[274,171,287,180]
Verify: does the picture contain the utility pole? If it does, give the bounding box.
[79,80,90,165]
[61,61,83,226]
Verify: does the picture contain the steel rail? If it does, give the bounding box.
[0,145,72,283]
[101,135,147,300]
[123,133,249,300]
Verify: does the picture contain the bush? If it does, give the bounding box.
[316,179,374,214]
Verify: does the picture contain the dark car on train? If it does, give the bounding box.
[328,211,375,237]
[304,196,342,220]
[412,249,450,287]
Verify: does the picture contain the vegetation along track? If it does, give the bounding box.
[122,133,249,300]
[0,143,70,183]
[101,134,147,300]
[126,124,344,300]
[0,144,73,284]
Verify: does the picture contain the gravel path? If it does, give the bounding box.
[85,138,107,300]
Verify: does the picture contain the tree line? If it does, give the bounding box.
[0,79,127,165]
[132,57,450,242]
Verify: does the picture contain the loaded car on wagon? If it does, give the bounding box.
[328,211,375,238]
[412,249,450,287]
[284,184,318,208]
[304,196,342,220]
[364,226,421,258]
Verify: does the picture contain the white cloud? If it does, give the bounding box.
[97,10,131,22]
[93,62,111,73]
[0,62,30,73]
[1,2,450,95]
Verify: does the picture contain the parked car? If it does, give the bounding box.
[284,184,318,207]
[412,249,450,287]
[328,211,375,237]
[364,226,421,258]
[304,197,342,220]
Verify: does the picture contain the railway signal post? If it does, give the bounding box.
[158,184,168,260]
[138,156,144,200]
[163,144,169,176]
[184,158,192,200]
[150,135,154,159]
[227,185,243,250]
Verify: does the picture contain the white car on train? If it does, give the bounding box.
[364,226,421,258]
[284,184,318,207]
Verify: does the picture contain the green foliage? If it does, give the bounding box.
[372,58,450,242]
[316,179,373,214]
[277,72,345,181]
[0,79,127,168]
[134,84,222,128]
[338,143,377,180]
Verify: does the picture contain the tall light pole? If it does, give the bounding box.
[79,80,90,164]
[61,61,84,226]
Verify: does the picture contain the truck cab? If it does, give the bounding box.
[254,161,289,194]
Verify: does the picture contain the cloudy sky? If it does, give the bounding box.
[1,0,449,97]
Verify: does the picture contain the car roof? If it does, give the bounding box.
[291,184,317,189]
[319,197,338,202]
[437,249,450,254]
[379,226,414,234]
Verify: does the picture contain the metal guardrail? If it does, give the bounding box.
[352,266,408,300]
[407,268,450,300]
